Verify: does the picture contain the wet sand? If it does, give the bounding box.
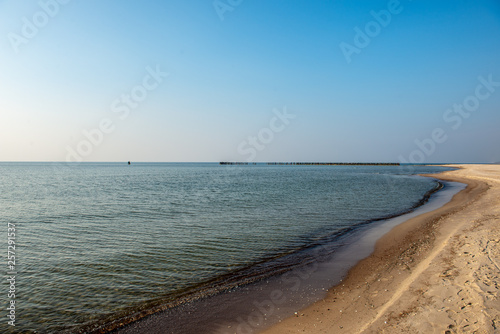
[262,164,500,333]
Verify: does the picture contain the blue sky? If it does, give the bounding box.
[1,0,499,163]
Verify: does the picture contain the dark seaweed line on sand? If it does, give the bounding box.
[69,179,444,334]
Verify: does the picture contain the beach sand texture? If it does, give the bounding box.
[262,164,500,333]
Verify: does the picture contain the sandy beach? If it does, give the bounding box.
[262,164,500,333]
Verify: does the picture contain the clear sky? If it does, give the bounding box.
[1,0,499,163]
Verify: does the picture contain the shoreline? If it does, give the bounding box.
[261,164,499,333]
[105,167,459,334]
[79,179,449,334]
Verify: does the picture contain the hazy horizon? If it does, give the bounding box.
[1,0,499,164]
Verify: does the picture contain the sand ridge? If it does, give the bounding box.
[262,164,500,333]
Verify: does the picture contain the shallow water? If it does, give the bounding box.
[0,162,453,333]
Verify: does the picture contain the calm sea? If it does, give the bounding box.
[0,162,453,333]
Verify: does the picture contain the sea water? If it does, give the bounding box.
[0,162,454,333]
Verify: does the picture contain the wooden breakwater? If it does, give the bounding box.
[219,162,400,166]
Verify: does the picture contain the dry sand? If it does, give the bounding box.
[262,164,500,333]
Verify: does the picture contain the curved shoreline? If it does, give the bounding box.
[261,164,498,333]
[73,181,447,334]
[93,170,457,334]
